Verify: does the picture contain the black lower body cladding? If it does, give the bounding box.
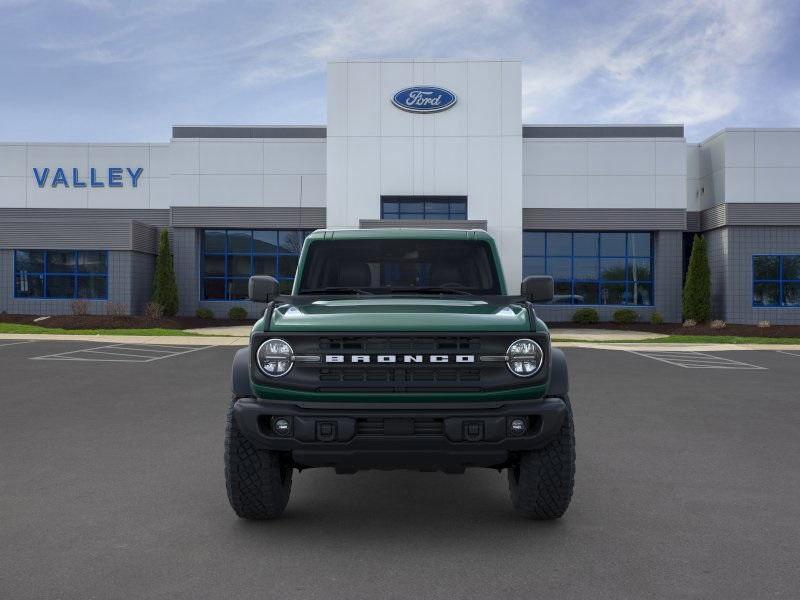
[232,397,566,471]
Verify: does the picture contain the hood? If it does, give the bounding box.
[266,297,532,332]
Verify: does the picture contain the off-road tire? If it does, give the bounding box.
[225,397,293,519]
[508,395,575,519]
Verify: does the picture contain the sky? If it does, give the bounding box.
[0,0,798,143]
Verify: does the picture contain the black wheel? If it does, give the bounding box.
[224,397,293,519]
[508,395,575,519]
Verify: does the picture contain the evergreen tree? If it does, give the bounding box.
[152,229,179,317]
[683,234,711,322]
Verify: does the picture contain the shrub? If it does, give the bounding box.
[612,309,638,324]
[682,319,697,328]
[196,308,214,320]
[228,306,248,320]
[683,234,711,322]
[757,320,771,328]
[106,302,127,317]
[649,312,664,325]
[144,301,164,320]
[572,307,599,324]
[710,319,726,329]
[70,299,90,316]
[152,229,179,317]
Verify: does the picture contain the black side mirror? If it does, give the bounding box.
[249,275,280,303]
[521,275,554,303]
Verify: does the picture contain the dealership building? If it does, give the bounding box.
[1,59,799,323]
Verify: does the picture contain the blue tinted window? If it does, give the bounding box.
[753,254,800,307]
[14,250,108,299]
[522,231,654,305]
[381,196,467,220]
[201,229,310,300]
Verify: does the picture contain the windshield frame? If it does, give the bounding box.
[292,236,507,296]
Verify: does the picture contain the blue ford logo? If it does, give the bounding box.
[392,86,457,113]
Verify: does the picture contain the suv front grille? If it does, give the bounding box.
[251,332,549,393]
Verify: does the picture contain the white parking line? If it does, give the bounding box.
[776,350,800,358]
[31,343,213,363]
[627,350,766,370]
[0,340,36,348]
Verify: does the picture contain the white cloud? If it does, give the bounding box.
[521,0,785,131]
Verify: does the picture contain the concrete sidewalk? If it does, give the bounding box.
[0,333,247,346]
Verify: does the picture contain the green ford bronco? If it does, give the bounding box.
[225,228,575,519]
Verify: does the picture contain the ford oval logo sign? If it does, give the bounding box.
[392,86,457,113]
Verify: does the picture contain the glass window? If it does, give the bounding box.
[753,256,779,280]
[574,233,598,256]
[546,257,572,280]
[227,230,252,253]
[381,196,467,220]
[600,233,626,257]
[201,229,310,300]
[253,231,278,254]
[523,231,654,305]
[753,255,800,307]
[523,232,545,256]
[203,230,226,253]
[782,256,800,280]
[47,251,76,273]
[297,239,502,295]
[13,250,108,299]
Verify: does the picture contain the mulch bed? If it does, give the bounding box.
[547,321,800,338]
[0,313,250,330]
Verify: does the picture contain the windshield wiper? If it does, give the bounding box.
[387,286,474,296]
[299,287,374,295]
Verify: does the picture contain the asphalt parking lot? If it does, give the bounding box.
[2,340,799,599]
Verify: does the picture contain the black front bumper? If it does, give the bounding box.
[233,397,566,471]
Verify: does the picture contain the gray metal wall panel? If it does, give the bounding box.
[704,227,729,319]
[522,208,686,231]
[686,212,701,232]
[0,208,169,227]
[130,251,155,314]
[172,228,199,317]
[653,230,684,322]
[359,219,488,230]
[726,204,800,226]
[699,203,800,231]
[522,125,684,138]
[131,221,159,254]
[172,126,326,139]
[0,220,134,250]
[720,226,800,324]
[170,207,326,229]
[534,305,660,323]
[700,204,727,231]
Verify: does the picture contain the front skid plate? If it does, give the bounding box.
[233,397,566,469]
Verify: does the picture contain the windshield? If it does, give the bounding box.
[297,238,502,295]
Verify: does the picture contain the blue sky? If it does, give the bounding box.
[1,0,798,142]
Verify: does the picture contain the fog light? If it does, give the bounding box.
[510,418,527,436]
[272,417,291,436]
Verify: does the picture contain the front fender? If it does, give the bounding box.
[546,347,569,398]
[231,347,252,398]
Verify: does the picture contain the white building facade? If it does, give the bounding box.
[1,59,799,323]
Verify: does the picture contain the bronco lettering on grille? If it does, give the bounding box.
[324,354,475,364]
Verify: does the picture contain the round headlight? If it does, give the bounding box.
[256,338,294,377]
[506,338,544,377]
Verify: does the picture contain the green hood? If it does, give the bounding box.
[264,297,533,332]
